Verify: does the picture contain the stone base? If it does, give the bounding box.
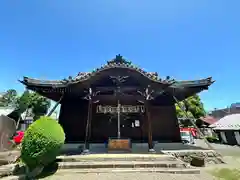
[148,149,156,153]
[81,149,90,155]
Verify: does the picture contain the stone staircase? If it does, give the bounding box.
[55,154,200,174]
[0,154,201,179]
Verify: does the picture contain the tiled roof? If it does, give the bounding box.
[200,116,218,125]
[20,55,214,89]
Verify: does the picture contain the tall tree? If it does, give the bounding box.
[16,91,51,120]
[16,90,31,112]
[176,94,206,119]
[0,89,18,107]
[2,89,51,121]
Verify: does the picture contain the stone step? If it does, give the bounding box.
[58,154,177,162]
[0,168,201,180]
[0,164,16,178]
[57,160,190,169]
[50,167,201,174]
[0,151,20,165]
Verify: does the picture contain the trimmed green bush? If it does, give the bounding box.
[21,116,65,169]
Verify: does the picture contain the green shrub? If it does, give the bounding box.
[21,116,65,170]
[206,136,219,143]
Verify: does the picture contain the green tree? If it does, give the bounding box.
[29,92,51,120]
[16,90,51,120]
[1,89,51,121]
[16,90,31,112]
[175,94,206,119]
[0,89,18,107]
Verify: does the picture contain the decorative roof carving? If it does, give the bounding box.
[107,54,131,65]
[71,54,175,84]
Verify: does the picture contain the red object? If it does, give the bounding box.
[180,127,197,137]
[13,131,24,144]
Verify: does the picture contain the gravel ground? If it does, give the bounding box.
[42,172,216,180]
[195,139,240,157]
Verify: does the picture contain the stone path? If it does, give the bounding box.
[41,172,216,180]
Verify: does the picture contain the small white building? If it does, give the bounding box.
[210,114,240,146]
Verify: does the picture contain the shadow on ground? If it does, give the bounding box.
[36,162,59,179]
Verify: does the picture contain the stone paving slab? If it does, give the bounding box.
[0,168,202,180]
[57,160,190,169]
[58,153,173,158]
[0,151,19,158]
[0,164,16,177]
[52,168,200,174]
[40,172,215,180]
[58,153,177,162]
[0,175,25,180]
[0,151,19,165]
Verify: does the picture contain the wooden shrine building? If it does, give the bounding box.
[20,55,214,151]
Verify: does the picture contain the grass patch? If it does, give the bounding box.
[210,168,240,180]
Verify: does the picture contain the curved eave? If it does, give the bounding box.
[19,78,67,88]
[19,80,64,102]
[159,77,214,101]
[20,75,214,91]
[170,77,214,88]
[20,67,175,88]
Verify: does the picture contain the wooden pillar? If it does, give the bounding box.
[87,99,93,147]
[83,88,99,153]
[137,85,155,152]
[140,113,145,143]
[84,99,92,150]
[145,101,153,150]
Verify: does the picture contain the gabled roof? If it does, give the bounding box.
[20,76,213,89]
[210,114,240,130]
[20,54,175,87]
[20,54,214,88]
[19,55,214,102]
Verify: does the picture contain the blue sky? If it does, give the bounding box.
[0,0,239,111]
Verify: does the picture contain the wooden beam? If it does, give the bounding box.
[47,94,64,117]
[94,86,141,92]
[93,94,145,101]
